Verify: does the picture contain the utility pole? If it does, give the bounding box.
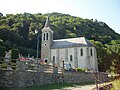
[35,28,40,64]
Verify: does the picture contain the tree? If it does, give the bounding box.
[0,46,6,64]
[0,46,6,57]
[106,45,120,75]
[90,40,112,71]
[10,49,19,62]
[109,40,120,45]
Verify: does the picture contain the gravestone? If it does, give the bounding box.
[5,52,10,63]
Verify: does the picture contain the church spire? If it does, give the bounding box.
[44,16,50,28]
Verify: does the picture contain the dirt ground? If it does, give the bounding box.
[62,84,96,90]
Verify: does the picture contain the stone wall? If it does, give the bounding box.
[64,71,109,83]
[0,70,53,87]
[64,71,95,83]
[0,70,109,88]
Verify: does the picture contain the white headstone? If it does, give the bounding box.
[5,52,10,63]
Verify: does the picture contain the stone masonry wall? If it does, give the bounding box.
[0,70,53,87]
[0,70,109,87]
[64,71,109,83]
[64,71,95,83]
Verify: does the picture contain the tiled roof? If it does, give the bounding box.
[51,37,93,49]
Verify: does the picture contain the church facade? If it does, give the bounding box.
[41,16,98,71]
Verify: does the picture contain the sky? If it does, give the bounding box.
[0,0,120,34]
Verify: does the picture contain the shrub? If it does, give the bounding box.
[11,62,16,66]
[0,39,4,46]
[10,49,19,63]
[75,68,89,72]
[10,49,19,59]
[111,79,120,90]
[11,66,16,70]
[1,63,7,69]
[0,46,6,57]
[0,46,6,64]
[18,47,39,57]
[10,62,17,70]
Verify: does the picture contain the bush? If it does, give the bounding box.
[0,39,4,46]
[11,65,16,70]
[10,49,19,59]
[1,63,7,69]
[11,62,16,66]
[28,64,35,70]
[111,79,120,90]
[75,68,89,72]
[10,49,19,63]
[0,46,6,57]
[10,62,17,70]
[18,47,39,57]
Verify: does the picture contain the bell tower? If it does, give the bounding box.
[41,16,53,62]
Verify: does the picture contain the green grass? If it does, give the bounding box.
[0,82,94,90]
[111,79,120,90]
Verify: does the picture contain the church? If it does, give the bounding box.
[41,16,98,71]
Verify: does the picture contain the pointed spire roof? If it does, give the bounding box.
[44,16,50,28]
[42,15,53,33]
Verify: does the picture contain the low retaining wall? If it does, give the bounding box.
[0,70,109,87]
[0,70,53,87]
[64,71,109,83]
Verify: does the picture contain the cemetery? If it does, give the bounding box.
[0,52,109,88]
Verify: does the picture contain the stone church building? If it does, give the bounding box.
[41,16,98,71]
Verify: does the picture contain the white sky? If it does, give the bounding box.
[0,0,120,34]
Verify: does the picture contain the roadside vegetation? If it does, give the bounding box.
[111,79,120,90]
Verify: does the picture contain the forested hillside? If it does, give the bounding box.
[0,12,120,72]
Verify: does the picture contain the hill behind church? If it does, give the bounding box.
[0,12,120,54]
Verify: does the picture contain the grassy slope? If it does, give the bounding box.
[111,79,120,90]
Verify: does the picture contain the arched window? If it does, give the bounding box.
[43,33,45,40]
[90,48,93,56]
[46,33,48,40]
[53,56,55,62]
[80,48,83,56]
[70,55,72,61]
